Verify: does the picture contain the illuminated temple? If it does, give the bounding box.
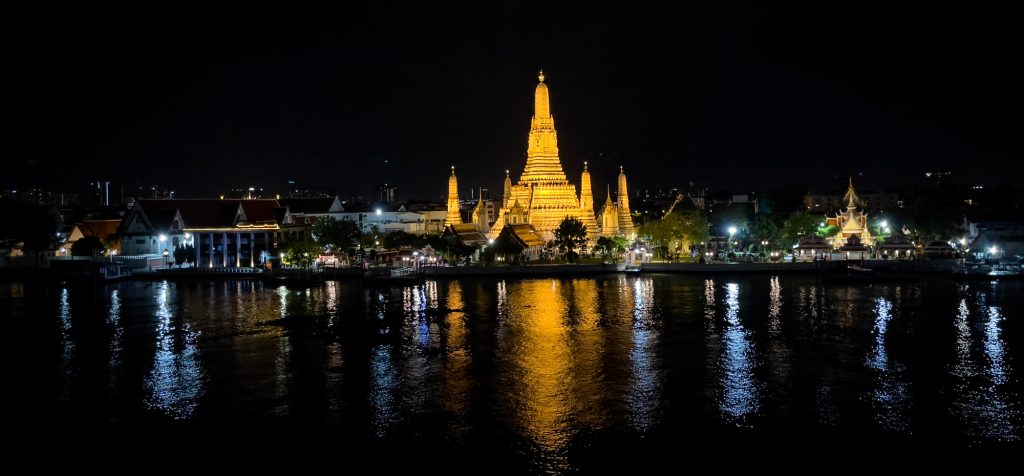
[445,71,634,242]
[826,178,874,248]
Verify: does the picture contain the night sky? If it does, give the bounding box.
[4,2,1021,201]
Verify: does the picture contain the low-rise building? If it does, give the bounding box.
[118,199,307,268]
[61,219,121,256]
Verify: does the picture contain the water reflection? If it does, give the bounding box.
[628,277,661,431]
[441,281,471,432]
[501,279,574,466]
[950,284,1018,442]
[7,275,1024,459]
[719,282,760,423]
[144,281,204,418]
[864,296,912,431]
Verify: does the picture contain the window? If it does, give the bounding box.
[135,239,145,245]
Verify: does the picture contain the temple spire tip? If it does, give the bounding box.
[538,70,545,83]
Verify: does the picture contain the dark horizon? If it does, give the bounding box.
[4,2,1021,201]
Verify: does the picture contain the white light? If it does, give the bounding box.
[375,208,382,215]
[960,238,967,246]
[880,220,888,227]
[159,234,167,242]
[488,239,494,244]
[728,226,737,235]
[819,222,825,227]
[989,246,998,254]
[184,232,191,239]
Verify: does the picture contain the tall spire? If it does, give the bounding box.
[472,187,488,232]
[444,166,462,226]
[534,70,550,121]
[503,169,512,206]
[521,70,566,183]
[843,176,859,210]
[616,166,635,237]
[580,161,593,211]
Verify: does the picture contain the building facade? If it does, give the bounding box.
[118,199,307,268]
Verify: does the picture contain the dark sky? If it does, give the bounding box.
[4,2,1021,201]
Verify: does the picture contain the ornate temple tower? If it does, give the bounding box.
[600,185,619,236]
[827,177,874,248]
[580,161,594,212]
[488,70,598,240]
[616,166,635,237]
[471,188,489,232]
[444,166,462,226]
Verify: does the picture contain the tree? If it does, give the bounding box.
[780,212,824,249]
[553,217,588,263]
[0,198,60,252]
[173,244,186,265]
[311,216,360,250]
[747,213,781,252]
[382,230,423,250]
[71,236,105,257]
[637,209,709,260]
[280,240,320,269]
[595,236,615,262]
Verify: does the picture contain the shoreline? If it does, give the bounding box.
[0,259,972,282]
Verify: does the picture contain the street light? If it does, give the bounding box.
[727,226,737,252]
[162,249,169,268]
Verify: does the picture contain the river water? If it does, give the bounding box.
[3,276,1022,466]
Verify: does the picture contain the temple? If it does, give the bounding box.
[598,166,635,237]
[444,166,461,227]
[826,177,874,248]
[445,71,634,243]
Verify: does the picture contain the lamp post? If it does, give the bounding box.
[761,239,769,262]
[162,249,169,268]
[727,226,737,256]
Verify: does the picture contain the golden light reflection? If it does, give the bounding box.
[441,281,471,430]
[499,279,578,466]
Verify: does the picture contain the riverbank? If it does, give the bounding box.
[1,258,962,282]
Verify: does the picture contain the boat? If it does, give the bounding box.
[96,263,132,281]
[363,266,425,284]
[953,262,1023,280]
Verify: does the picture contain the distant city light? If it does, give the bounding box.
[960,238,967,246]
[375,208,382,215]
